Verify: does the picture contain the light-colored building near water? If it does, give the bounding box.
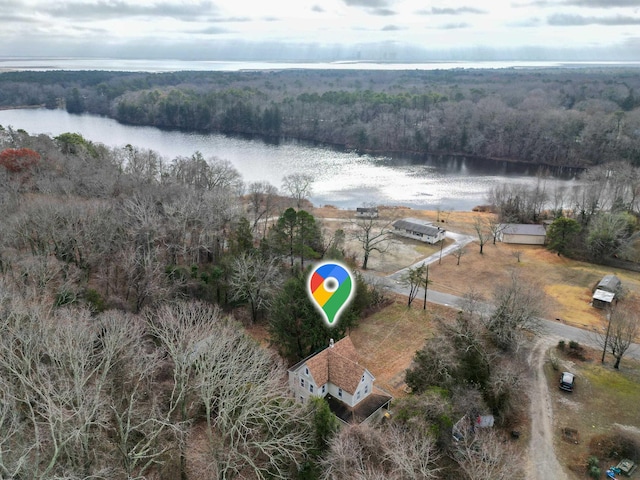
[498,223,547,245]
[392,218,446,244]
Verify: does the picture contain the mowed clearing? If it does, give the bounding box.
[349,299,455,398]
[312,207,640,333]
[423,239,640,331]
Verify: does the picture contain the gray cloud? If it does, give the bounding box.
[564,0,640,6]
[508,17,542,27]
[311,5,324,12]
[381,24,402,31]
[198,25,231,34]
[439,22,471,29]
[2,13,42,23]
[342,0,395,14]
[431,7,487,15]
[343,0,390,6]
[372,8,396,15]
[548,13,640,25]
[515,0,640,6]
[41,0,217,21]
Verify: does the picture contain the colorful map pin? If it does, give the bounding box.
[308,261,355,327]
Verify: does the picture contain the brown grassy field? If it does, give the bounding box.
[313,207,640,332]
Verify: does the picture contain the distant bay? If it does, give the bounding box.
[0,108,581,211]
[2,57,640,73]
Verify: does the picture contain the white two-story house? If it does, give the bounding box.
[288,337,392,423]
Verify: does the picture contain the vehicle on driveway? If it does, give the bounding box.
[559,371,575,392]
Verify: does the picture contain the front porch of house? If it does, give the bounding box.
[325,388,392,424]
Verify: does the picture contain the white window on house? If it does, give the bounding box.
[310,384,314,393]
[305,367,309,376]
[361,375,365,382]
[338,388,342,398]
[300,378,305,387]
[357,391,360,400]
[322,384,326,394]
[365,385,368,394]
[300,396,304,403]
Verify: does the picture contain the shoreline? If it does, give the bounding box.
[0,105,587,172]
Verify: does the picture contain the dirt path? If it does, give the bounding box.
[526,336,568,480]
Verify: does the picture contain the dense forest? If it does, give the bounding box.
[0,125,551,479]
[2,72,640,478]
[1,68,640,167]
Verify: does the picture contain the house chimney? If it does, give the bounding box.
[329,338,334,348]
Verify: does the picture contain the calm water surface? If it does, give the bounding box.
[0,108,580,211]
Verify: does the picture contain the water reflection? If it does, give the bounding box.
[0,108,581,211]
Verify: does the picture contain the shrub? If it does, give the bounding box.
[557,340,566,350]
[587,456,601,479]
[0,147,41,173]
[85,288,106,313]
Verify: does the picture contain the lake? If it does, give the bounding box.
[0,108,581,211]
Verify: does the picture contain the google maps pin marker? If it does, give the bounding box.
[308,261,355,327]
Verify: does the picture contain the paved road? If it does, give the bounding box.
[365,230,638,480]
[367,230,640,360]
[388,231,476,281]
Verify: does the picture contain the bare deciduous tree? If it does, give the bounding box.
[452,246,467,265]
[595,306,639,369]
[486,216,505,245]
[473,217,491,254]
[400,264,427,307]
[453,426,524,480]
[485,270,546,351]
[229,252,282,323]
[282,173,313,209]
[147,301,311,480]
[322,423,440,480]
[247,180,279,238]
[350,215,395,270]
[193,325,311,479]
[511,249,523,263]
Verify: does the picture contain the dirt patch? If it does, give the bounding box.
[545,345,640,479]
[526,337,570,480]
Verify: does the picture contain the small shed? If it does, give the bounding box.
[392,218,445,244]
[596,274,621,293]
[498,224,547,245]
[592,274,621,309]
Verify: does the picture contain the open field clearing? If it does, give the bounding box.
[314,207,640,332]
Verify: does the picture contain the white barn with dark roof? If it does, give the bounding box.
[498,224,547,245]
[392,218,445,244]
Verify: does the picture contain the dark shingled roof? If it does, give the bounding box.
[392,219,442,236]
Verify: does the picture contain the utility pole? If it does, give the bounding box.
[423,264,429,310]
[601,308,613,364]
[438,238,444,265]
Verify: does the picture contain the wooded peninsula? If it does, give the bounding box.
[1,67,640,167]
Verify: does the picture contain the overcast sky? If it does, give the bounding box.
[2,0,640,62]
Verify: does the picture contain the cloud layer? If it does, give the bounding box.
[1,0,639,61]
